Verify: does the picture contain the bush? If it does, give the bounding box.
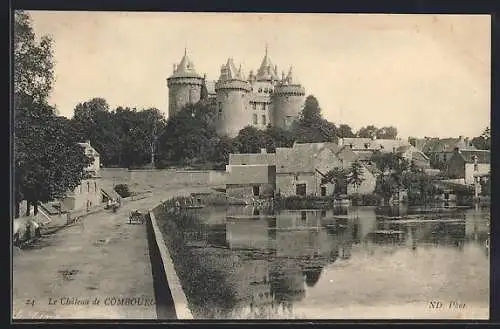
[114,184,131,198]
[349,193,382,206]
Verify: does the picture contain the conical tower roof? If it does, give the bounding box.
[170,49,201,78]
[218,58,245,81]
[256,45,279,81]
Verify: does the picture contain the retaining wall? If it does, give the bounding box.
[101,168,228,189]
[147,210,193,320]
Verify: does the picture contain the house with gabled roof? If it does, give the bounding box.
[447,148,490,185]
[409,136,477,169]
[275,142,376,197]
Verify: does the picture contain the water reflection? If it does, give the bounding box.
[158,203,490,319]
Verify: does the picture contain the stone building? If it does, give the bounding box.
[408,136,477,169]
[61,141,102,211]
[447,148,490,185]
[225,150,277,203]
[275,143,377,197]
[167,47,306,137]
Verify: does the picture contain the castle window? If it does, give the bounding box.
[253,114,258,125]
[252,102,256,110]
[87,181,90,192]
[262,115,266,125]
[258,88,262,93]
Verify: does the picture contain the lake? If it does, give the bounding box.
[156,203,490,319]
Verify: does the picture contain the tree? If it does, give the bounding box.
[15,107,93,217]
[14,11,92,218]
[376,126,398,139]
[14,10,54,111]
[322,167,348,195]
[157,102,217,166]
[357,125,378,138]
[70,98,120,166]
[471,126,490,150]
[264,126,296,152]
[347,161,365,193]
[207,136,240,169]
[292,95,338,143]
[234,126,267,153]
[337,124,355,138]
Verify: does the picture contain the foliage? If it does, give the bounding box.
[15,107,93,215]
[291,95,338,143]
[348,193,382,206]
[157,102,217,166]
[276,195,335,210]
[14,10,55,111]
[337,124,355,138]
[471,126,490,150]
[14,11,92,218]
[233,126,268,153]
[357,125,398,139]
[114,184,131,198]
[347,161,365,192]
[321,167,348,195]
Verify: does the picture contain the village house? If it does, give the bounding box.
[60,141,103,211]
[395,145,431,169]
[409,136,477,169]
[447,148,490,185]
[337,137,430,170]
[225,150,276,202]
[275,142,377,197]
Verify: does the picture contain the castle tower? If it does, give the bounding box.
[272,66,305,130]
[215,58,252,137]
[166,49,204,118]
[248,46,279,129]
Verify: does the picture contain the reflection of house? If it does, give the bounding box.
[226,219,271,250]
[447,148,490,185]
[232,260,272,309]
[225,150,276,202]
[61,141,102,211]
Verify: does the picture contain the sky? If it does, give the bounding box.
[26,12,491,139]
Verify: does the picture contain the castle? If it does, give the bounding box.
[167,47,306,137]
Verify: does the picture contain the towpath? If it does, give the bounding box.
[12,186,212,320]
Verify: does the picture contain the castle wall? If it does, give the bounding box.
[215,82,252,137]
[272,91,305,130]
[167,77,203,118]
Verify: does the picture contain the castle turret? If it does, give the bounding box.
[215,58,252,137]
[166,49,204,118]
[272,66,305,130]
[256,45,279,82]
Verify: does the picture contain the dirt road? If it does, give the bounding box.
[12,186,212,320]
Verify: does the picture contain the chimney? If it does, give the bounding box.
[261,148,267,154]
[173,64,177,73]
[464,137,470,148]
